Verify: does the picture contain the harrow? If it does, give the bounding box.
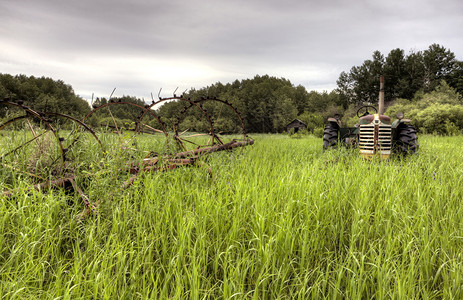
[0,94,254,217]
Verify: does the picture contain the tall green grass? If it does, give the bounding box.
[1,134,462,299]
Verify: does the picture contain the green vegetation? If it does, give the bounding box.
[1,134,462,298]
[337,44,463,105]
[385,81,463,135]
[0,74,90,118]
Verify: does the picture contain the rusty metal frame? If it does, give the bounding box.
[83,101,169,137]
[1,95,254,218]
[175,97,248,146]
[0,100,65,165]
[136,96,217,151]
[1,100,103,174]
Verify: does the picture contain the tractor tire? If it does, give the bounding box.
[323,123,339,152]
[395,123,418,155]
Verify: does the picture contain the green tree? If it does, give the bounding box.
[297,112,324,133]
[336,44,462,103]
[0,73,91,117]
[336,71,355,107]
[383,48,406,99]
[423,44,457,92]
[399,50,425,99]
[447,60,463,96]
[272,94,297,132]
[337,51,385,105]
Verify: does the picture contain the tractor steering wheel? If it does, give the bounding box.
[356,105,378,118]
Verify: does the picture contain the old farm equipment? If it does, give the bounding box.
[323,76,418,158]
[1,93,253,217]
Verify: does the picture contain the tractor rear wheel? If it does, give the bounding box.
[323,123,339,152]
[395,123,418,155]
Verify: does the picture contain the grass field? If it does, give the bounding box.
[1,134,462,299]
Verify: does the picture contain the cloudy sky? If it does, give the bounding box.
[1,0,462,100]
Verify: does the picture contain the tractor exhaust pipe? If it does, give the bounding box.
[379,76,385,115]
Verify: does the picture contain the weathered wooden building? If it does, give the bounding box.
[286,119,307,133]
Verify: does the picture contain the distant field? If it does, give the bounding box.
[1,134,462,299]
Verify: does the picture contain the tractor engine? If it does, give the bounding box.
[358,114,392,159]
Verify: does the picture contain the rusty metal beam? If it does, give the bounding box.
[173,139,254,158]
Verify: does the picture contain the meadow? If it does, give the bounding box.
[0,133,462,299]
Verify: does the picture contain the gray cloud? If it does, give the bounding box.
[1,0,462,99]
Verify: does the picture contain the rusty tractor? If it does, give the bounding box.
[323,76,418,158]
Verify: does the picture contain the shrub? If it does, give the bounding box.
[385,81,463,135]
[313,127,324,138]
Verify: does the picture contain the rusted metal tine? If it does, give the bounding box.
[0,162,46,180]
[26,119,40,147]
[1,130,47,159]
[141,123,164,133]
[175,136,201,147]
[69,178,91,209]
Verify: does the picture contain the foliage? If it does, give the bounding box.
[415,104,463,135]
[158,75,342,134]
[297,111,324,133]
[337,44,463,106]
[289,129,309,139]
[312,127,324,138]
[385,81,463,135]
[0,73,90,118]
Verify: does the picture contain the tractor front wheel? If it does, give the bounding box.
[323,123,339,152]
[395,123,418,155]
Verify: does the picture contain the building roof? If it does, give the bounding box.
[286,119,307,127]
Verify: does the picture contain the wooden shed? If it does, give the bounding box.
[286,119,307,133]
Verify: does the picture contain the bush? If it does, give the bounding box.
[313,127,324,138]
[415,104,463,135]
[445,121,461,136]
[385,81,463,135]
[297,112,324,132]
[289,128,309,139]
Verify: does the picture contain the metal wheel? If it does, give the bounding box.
[137,96,215,152]
[175,97,248,149]
[0,100,101,180]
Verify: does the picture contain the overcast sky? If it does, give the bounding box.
[1,0,462,100]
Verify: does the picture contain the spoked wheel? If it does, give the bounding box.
[174,97,249,151]
[40,112,103,176]
[0,101,101,181]
[194,97,248,141]
[138,96,215,153]
[83,101,168,160]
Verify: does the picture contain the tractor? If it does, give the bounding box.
[323,76,418,158]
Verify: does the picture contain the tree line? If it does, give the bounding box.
[1,43,462,135]
[337,43,463,106]
[0,74,90,118]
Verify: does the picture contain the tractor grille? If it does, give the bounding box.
[359,122,392,156]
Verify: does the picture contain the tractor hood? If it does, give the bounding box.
[359,114,391,125]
